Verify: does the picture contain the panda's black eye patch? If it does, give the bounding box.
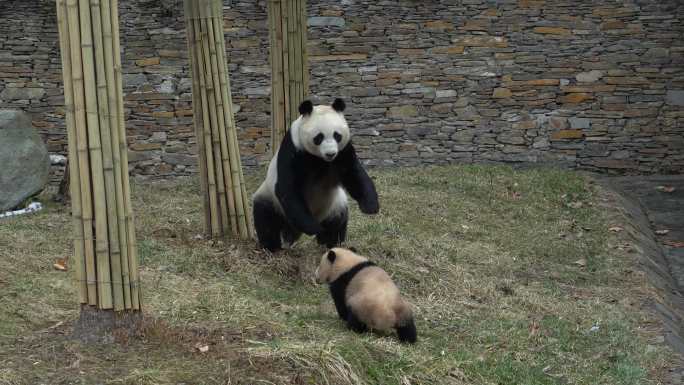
[313,133,324,145]
[333,132,342,143]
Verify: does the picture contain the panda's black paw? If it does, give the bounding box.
[359,201,379,215]
[300,222,324,236]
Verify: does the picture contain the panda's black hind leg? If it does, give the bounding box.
[253,198,285,252]
[316,208,348,248]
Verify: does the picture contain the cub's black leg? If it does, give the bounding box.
[346,309,368,333]
[316,208,348,248]
[329,285,348,320]
[253,198,285,252]
[396,319,417,344]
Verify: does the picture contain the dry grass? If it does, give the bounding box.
[0,164,678,384]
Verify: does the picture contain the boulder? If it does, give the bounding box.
[0,110,49,211]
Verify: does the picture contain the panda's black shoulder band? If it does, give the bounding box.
[330,261,376,291]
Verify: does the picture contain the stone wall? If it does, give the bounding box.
[0,0,682,182]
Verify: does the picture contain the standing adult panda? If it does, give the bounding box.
[252,98,379,251]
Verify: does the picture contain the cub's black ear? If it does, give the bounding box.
[327,250,337,263]
[331,98,345,112]
[299,100,313,116]
[348,246,357,253]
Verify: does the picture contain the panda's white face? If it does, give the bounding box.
[297,105,350,162]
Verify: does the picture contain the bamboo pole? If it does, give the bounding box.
[186,7,212,236]
[268,0,308,154]
[79,0,113,310]
[190,14,221,237]
[57,0,141,311]
[198,17,230,235]
[90,0,124,311]
[184,0,252,239]
[206,16,238,236]
[212,16,252,238]
[111,0,141,310]
[101,0,131,309]
[56,0,87,304]
[66,0,97,305]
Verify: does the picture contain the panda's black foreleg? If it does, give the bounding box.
[281,223,302,247]
[346,309,368,333]
[253,198,285,252]
[316,208,348,248]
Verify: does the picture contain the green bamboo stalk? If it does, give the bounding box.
[56,0,88,304]
[111,0,141,309]
[185,7,212,236]
[79,0,113,310]
[206,16,239,236]
[192,17,221,237]
[198,17,230,236]
[90,0,124,311]
[211,12,251,238]
[66,0,97,305]
[100,0,131,309]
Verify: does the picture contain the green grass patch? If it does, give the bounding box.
[0,164,674,384]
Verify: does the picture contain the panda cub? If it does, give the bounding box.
[315,247,417,343]
[252,98,379,252]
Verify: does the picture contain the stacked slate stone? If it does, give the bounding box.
[1,0,682,178]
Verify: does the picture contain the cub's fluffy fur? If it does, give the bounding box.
[315,247,417,343]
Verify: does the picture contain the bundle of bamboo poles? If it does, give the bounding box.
[267,0,309,152]
[184,0,252,239]
[55,0,140,311]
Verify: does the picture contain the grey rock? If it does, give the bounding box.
[0,110,49,211]
[156,79,175,94]
[436,89,457,98]
[308,17,345,28]
[666,90,684,106]
[162,153,196,166]
[0,87,45,101]
[569,117,591,129]
[150,131,168,143]
[244,86,271,97]
[50,154,67,165]
[123,73,148,88]
[576,70,604,83]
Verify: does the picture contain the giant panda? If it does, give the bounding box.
[314,247,417,343]
[252,98,379,252]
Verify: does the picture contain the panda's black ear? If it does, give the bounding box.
[299,100,313,116]
[348,246,357,253]
[327,250,337,263]
[331,98,345,112]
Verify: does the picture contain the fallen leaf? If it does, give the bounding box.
[510,191,522,200]
[195,342,209,353]
[53,258,68,271]
[656,186,676,193]
[609,226,623,232]
[69,359,80,369]
[654,229,670,235]
[664,240,684,248]
[574,258,587,267]
[528,321,540,338]
[568,201,583,209]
